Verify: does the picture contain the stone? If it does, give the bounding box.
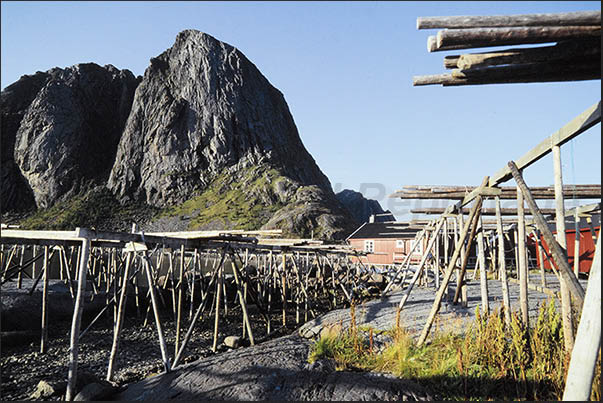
[319,323,343,340]
[30,380,66,399]
[223,335,242,349]
[113,334,433,401]
[73,381,118,401]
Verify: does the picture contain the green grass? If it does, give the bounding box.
[17,187,156,231]
[158,164,287,231]
[308,299,601,401]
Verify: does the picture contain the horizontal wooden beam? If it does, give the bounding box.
[390,188,601,200]
[414,61,600,86]
[411,207,557,216]
[432,25,600,52]
[417,10,601,29]
[446,39,600,70]
[489,101,601,187]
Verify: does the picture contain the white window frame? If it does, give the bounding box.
[396,239,405,249]
[364,240,375,253]
[410,239,423,255]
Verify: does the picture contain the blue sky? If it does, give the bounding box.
[2,1,601,219]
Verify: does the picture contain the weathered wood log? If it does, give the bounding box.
[212,260,223,352]
[106,252,133,381]
[382,226,429,295]
[452,60,600,79]
[435,25,601,51]
[552,145,575,352]
[416,68,601,87]
[562,235,601,401]
[495,196,512,325]
[230,252,255,346]
[517,187,529,325]
[418,176,488,347]
[417,10,601,29]
[398,219,445,310]
[40,246,50,353]
[573,211,581,276]
[172,253,222,369]
[507,161,584,306]
[392,185,601,199]
[476,216,489,315]
[141,255,171,373]
[175,245,185,356]
[452,208,481,305]
[66,238,91,401]
[412,207,558,215]
[453,39,600,69]
[531,229,548,287]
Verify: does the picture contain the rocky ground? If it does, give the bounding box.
[2,272,583,400]
[0,279,341,401]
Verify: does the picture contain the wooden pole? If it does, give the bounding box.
[40,246,50,353]
[382,227,428,294]
[573,210,581,276]
[418,177,488,347]
[172,253,222,369]
[141,255,171,373]
[230,251,255,346]
[17,245,25,289]
[65,236,91,401]
[517,185,529,325]
[452,208,481,305]
[552,146,575,352]
[417,11,602,29]
[562,235,601,401]
[175,245,185,356]
[533,229,548,287]
[495,196,512,325]
[212,256,223,352]
[398,219,445,310]
[282,254,287,326]
[106,251,133,381]
[452,40,601,70]
[436,25,601,51]
[507,161,584,305]
[476,215,490,315]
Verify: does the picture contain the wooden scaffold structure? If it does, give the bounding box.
[0,227,376,400]
[380,9,601,401]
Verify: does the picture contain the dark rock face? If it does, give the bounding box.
[109,30,330,206]
[2,64,139,209]
[108,30,354,238]
[1,72,50,211]
[113,334,433,401]
[336,189,385,223]
[2,30,356,239]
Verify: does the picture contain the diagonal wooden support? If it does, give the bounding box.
[65,235,91,401]
[418,176,489,347]
[562,235,601,400]
[507,161,585,305]
[398,218,446,311]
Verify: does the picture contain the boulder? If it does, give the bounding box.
[223,335,241,349]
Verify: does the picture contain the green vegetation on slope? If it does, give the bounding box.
[309,300,601,401]
[17,187,159,231]
[158,164,287,231]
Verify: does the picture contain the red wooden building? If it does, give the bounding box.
[534,214,600,274]
[346,220,427,265]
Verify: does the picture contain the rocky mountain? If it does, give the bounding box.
[1,30,356,239]
[2,64,139,210]
[336,189,386,224]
